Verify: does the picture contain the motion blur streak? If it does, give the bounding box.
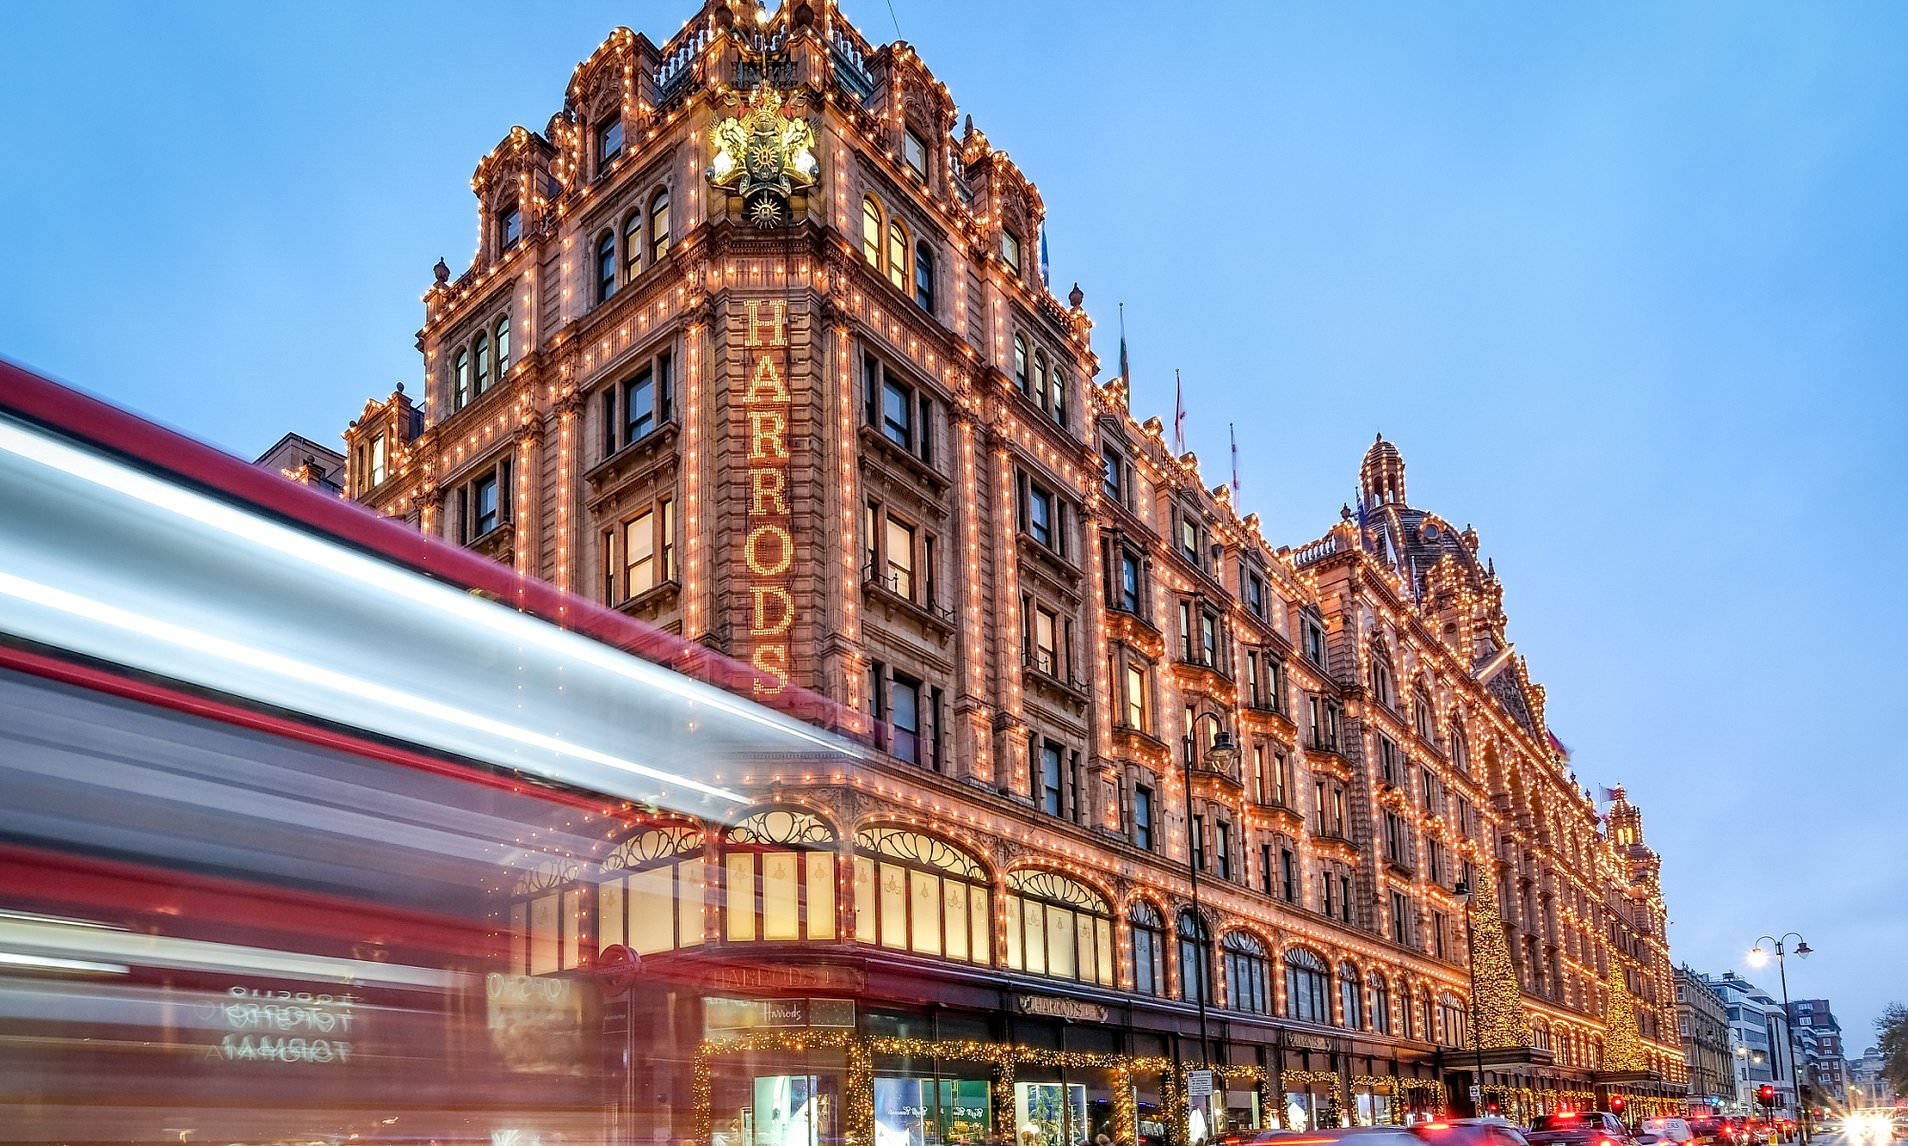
[0,412,858,821]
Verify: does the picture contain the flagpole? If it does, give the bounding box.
[1174,369,1185,455]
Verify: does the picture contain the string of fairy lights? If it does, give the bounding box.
[341,0,1687,1117]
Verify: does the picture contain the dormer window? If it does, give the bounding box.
[597,117,624,168]
[498,204,522,252]
[902,128,928,179]
[1001,230,1022,276]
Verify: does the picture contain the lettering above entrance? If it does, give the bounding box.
[1014,994,1107,1023]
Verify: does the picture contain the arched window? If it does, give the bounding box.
[494,315,511,376]
[1369,971,1392,1034]
[1439,992,1468,1048]
[1283,947,1329,1024]
[473,334,491,396]
[1013,336,1029,393]
[1004,870,1112,986]
[1222,932,1270,1014]
[722,809,837,942]
[1450,723,1469,774]
[1129,900,1165,996]
[861,197,883,266]
[887,219,909,291]
[1338,961,1364,1028]
[852,827,990,964]
[592,823,705,958]
[453,348,471,409]
[913,241,935,312]
[1370,644,1395,708]
[649,189,671,262]
[1177,910,1212,1005]
[622,210,643,281]
[1033,350,1049,409]
[507,858,585,975]
[595,229,617,303]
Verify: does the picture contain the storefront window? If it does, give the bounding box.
[723,809,838,942]
[875,1076,992,1146]
[1282,948,1329,1024]
[1004,869,1114,986]
[853,827,991,964]
[1015,1077,1088,1146]
[1353,1082,1397,1126]
[1177,911,1212,1005]
[1369,972,1392,1034]
[597,823,705,956]
[1221,932,1270,1014]
[1438,992,1468,1048]
[1337,962,1363,1029]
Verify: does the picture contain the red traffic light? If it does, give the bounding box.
[1611,1097,1627,1114]
[1757,1085,1776,1105]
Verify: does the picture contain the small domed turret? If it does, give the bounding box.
[1361,432,1407,507]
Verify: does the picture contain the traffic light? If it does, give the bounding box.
[1758,1085,1776,1109]
[1611,1097,1627,1116]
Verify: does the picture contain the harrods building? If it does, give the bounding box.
[339,2,1688,1142]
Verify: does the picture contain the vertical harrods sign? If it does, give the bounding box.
[740,299,793,696]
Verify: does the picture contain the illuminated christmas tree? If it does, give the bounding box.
[1468,869,1532,1048]
[1602,963,1646,1071]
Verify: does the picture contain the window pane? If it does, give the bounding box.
[677,858,703,947]
[509,901,528,975]
[862,199,882,264]
[561,887,581,969]
[886,518,914,597]
[529,893,558,974]
[1096,918,1114,984]
[888,225,907,290]
[807,853,836,940]
[597,879,626,950]
[625,865,675,954]
[1074,912,1094,982]
[1024,901,1046,975]
[943,879,969,962]
[855,855,878,943]
[909,869,941,956]
[1047,905,1075,979]
[969,888,990,965]
[761,849,801,940]
[1004,894,1023,970]
[878,862,908,949]
[725,852,757,941]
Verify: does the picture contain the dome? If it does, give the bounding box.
[1360,433,1406,507]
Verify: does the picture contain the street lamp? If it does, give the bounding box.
[1179,728,1236,1132]
[1749,933,1812,1144]
[1454,877,1486,1116]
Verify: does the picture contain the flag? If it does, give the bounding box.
[1599,785,1620,803]
[1173,370,1186,455]
[1118,303,1129,383]
[1038,226,1050,286]
[1229,423,1241,496]
[1549,731,1573,761]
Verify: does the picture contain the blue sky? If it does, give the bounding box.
[3,2,1905,1047]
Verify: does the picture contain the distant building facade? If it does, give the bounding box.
[1848,1045,1898,1108]
[253,431,346,493]
[1678,967,1733,1109]
[1786,999,1845,1105]
[1703,972,1798,1115]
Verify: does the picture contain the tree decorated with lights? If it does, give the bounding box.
[1470,867,1533,1048]
[1603,963,1647,1071]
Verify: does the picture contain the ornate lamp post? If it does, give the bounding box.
[1748,933,1812,1143]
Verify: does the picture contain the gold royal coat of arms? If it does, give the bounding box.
[707,85,819,227]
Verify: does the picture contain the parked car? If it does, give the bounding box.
[1687,1118,1723,1144]
[1641,1118,1693,1144]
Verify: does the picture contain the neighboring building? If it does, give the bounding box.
[1678,967,1733,1109]
[1786,998,1846,1105]
[1848,1045,1898,1108]
[1703,973,1799,1115]
[253,430,346,493]
[332,1,1688,1141]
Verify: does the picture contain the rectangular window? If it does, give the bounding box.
[1305,620,1326,665]
[624,509,655,596]
[1215,822,1231,880]
[1200,611,1218,665]
[1134,785,1154,851]
[625,368,656,443]
[1341,874,1353,922]
[1124,662,1147,730]
[891,674,921,764]
[473,472,500,536]
[1033,605,1058,675]
[903,128,928,178]
[1245,571,1266,616]
[368,434,387,487]
[1281,848,1297,902]
[1102,445,1124,502]
[1260,843,1273,894]
[1027,485,1054,547]
[1001,231,1022,275]
[1191,814,1205,871]
[881,377,912,449]
[1118,551,1141,612]
[1039,742,1063,816]
[885,517,916,600]
[1179,515,1199,563]
[598,117,624,166]
[1433,912,1449,959]
[499,204,521,250]
[1391,891,1409,944]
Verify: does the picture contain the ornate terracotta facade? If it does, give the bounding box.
[341,0,1685,1134]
